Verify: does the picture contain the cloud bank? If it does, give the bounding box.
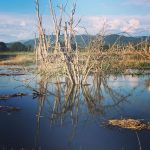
[79,15,150,36]
[0,13,36,42]
[0,13,150,42]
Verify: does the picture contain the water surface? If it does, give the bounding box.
[0,66,150,150]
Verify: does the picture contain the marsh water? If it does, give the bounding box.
[0,66,150,150]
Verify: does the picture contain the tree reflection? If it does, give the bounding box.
[34,74,136,125]
[145,79,150,91]
[34,74,137,148]
[34,76,49,147]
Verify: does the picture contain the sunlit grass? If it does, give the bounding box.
[0,53,34,65]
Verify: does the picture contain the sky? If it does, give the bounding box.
[0,0,150,42]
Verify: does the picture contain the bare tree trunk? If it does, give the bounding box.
[49,0,63,53]
[68,3,76,52]
[64,22,68,51]
[36,0,48,64]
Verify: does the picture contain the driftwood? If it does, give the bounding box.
[0,106,21,112]
[0,93,27,100]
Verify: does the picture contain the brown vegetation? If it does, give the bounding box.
[34,0,150,85]
[107,118,150,130]
[0,55,34,65]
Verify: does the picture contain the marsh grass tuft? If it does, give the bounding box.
[107,118,150,130]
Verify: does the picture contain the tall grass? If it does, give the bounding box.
[0,54,34,65]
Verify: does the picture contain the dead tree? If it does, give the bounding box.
[49,0,63,53]
[35,0,93,85]
[36,0,48,63]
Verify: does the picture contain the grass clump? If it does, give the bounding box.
[107,118,150,130]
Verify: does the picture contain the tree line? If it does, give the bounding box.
[0,42,33,52]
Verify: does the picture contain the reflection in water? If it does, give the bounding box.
[35,76,49,146]
[145,79,150,91]
[1,67,150,150]
[33,74,137,148]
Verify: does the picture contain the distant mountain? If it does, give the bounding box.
[104,34,150,45]
[22,34,93,48]
[8,34,150,48]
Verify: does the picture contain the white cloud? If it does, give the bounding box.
[0,13,36,42]
[20,21,27,27]
[79,15,150,35]
[78,16,108,34]
[109,19,122,30]
[121,19,140,33]
[0,13,55,42]
[0,13,150,43]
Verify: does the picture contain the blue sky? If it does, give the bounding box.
[0,0,150,42]
[0,0,149,15]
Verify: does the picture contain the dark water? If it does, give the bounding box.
[0,55,16,61]
[0,66,150,150]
